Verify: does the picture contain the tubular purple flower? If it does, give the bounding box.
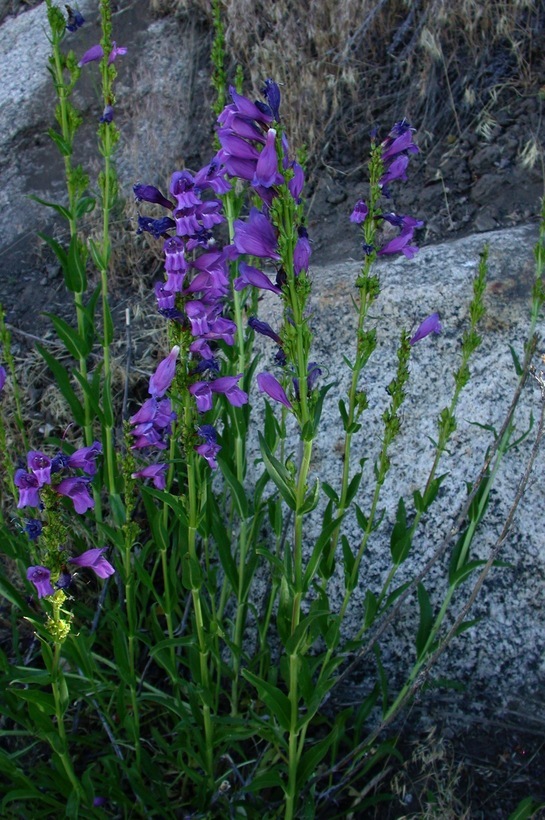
[149,346,179,398]
[68,441,102,476]
[233,208,280,260]
[252,129,284,189]
[100,105,114,124]
[25,519,43,541]
[381,121,419,161]
[163,236,186,271]
[288,162,305,202]
[378,227,420,259]
[350,200,369,224]
[169,171,201,208]
[0,365,6,392]
[262,79,281,121]
[131,463,168,489]
[410,312,443,345]
[379,154,410,187]
[134,184,174,210]
[248,316,282,345]
[69,548,115,579]
[257,372,292,409]
[294,228,311,275]
[137,216,176,238]
[27,566,54,598]
[234,262,282,294]
[108,42,127,64]
[14,469,40,508]
[381,213,424,231]
[55,477,94,514]
[78,44,103,66]
[66,6,85,31]
[211,375,248,407]
[195,425,221,469]
[221,86,273,126]
[27,451,51,487]
[189,381,213,413]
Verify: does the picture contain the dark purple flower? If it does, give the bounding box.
[410,312,443,345]
[51,453,71,474]
[100,105,114,124]
[233,208,280,260]
[219,86,273,127]
[381,121,419,162]
[293,362,322,399]
[68,441,102,476]
[27,451,51,487]
[27,566,54,598]
[381,213,424,231]
[56,569,72,590]
[234,262,282,295]
[262,79,281,121]
[257,372,292,409]
[66,6,85,32]
[24,519,43,541]
[55,477,94,514]
[149,346,179,398]
[137,216,176,238]
[134,184,174,210]
[195,425,221,469]
[248,316,282,345]
[131,463,168,489]
[78,44,103,67]
[350,200,369,224]
[69,548,114,579]
[14,469,41,509]
[211,375,248,407]
[0,365,6,392]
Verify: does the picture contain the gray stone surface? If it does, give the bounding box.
[253,223,545,714]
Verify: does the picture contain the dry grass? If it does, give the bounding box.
[151,0,543,173]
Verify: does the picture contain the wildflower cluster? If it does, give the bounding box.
[14,443,113,602]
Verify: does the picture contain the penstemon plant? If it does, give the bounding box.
[0,3,544,818]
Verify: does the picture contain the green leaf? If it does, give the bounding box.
[415,582,434,658]
[75,195,95,218]
[244,767,285,794]
[47,128,71,156]
[345,467,363,506]
[38,231,68,270]
[36,344,85,426]
[88,237,106,271]
[304,514,343,589]
[28,194,71,221]
[258,433,297,511]
[508,344,523,376]
[241,669,291,731]
[45,313,90,359]
[341,535,356,590]
[66,234,87,293]
[217,454,248,518]
[297,732,337,789]
[322,482,339,504]
[390,497,412,564]
[284,609,330,655]
[300,478,320,514]
[508,796,545,820]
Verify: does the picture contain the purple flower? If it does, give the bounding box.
[234,262,282,295]
[379,154,410,187]
[195,425,221,469]
[0,365,6,392]
[350,200,369,224]
[131,463,168,489]
[25,519,43,541]
[233,208,280,260]
[27,451,51,487]
[262,79,281,121]
[257,372,292,409]
[381,120,419,162]
[189,382,213,413]
[55,477,94,514]
[288,162,305,202]
[27,566,54,598]
[137,216,176,238]
[248,316,282,345]
[149,346,179,398]
[163,236,187,271]
[78,44,103,66]
[211,375,248,407]
[252,129,284,189]
[381,213,424,231]
[219,86,273,127]
[66,6,85,32]
[14,469,41,509]
[134,184,174,210]
[378,227,420,259]
[100,105,114,124]
[410,312,443,345]
[294,228,311,275]
[68,441,102,476]
[51,453,71,474]
[69,548,115,579]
